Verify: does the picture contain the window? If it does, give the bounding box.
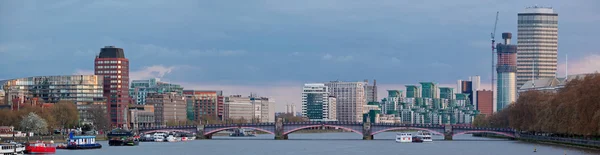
[118,61,121,64]
[118,70,121,73]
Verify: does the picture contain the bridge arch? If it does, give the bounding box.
[283,124,363,135]
[141,129,195,135]
[453,130,515,138]
[204,126,275,136]
[370,127,443,135]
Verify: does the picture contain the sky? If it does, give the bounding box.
[1,0,599,112]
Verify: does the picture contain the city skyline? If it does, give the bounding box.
[2,0,600,112]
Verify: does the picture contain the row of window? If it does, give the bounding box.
[97,65,124,69]
[97,70,123,74]
[97,60,125,64]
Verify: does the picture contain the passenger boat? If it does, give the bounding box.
[25,141,56,154]
[395,133,412,143]
[229,128,256,137]
[415,131,433,142]
[166,135,179,142]
[412,136,424,143]
[1,142,25,155]
[153,133,166,142]
[65,132,102,150]
[107,128,139,146]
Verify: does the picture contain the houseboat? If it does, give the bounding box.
[107,128,139,146]
[65,132,102,150]
[395,133,412,143]
[24,141,56,154]
[1,142,25,154]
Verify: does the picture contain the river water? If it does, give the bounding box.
[58,132,599,155]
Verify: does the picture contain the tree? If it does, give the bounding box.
[20,112,48,135]
[87,104,110,132]
[51,100,79,131]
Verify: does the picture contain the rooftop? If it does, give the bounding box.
[520,6,555,14]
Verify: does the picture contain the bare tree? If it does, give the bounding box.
[88,104,110,132]
[51,100,79,132]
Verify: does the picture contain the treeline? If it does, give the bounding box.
[0,101,79,134]
[474,73,600,136]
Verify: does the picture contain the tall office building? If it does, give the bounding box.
[325,81,366,122]
[302,83,336,121]
[497,33,518,111]
[365,79,378,103]
[517,6,558,88]
[95,46,131,127]
[469,76,480,108]
[420,82,438,99]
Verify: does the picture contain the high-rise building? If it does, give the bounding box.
[286,104,296,116]
[2,75,105,124]
[95,46,131,127]
[147,92,186,126]
[469,76,481,108]
[517,6,558,88]
[420,82,438,99]
[365,79,378,103]
[130,78,183,105]
[382,90,402,115]
[325,81,366,122]
[405,85,420,98]
[183,90,224,121]
[476,90,493,116]
[497,33,518,111]
[302,83,335,121]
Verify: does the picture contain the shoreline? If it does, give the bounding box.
[473,133,600,150]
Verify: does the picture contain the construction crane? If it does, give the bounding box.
[491,11,499,110]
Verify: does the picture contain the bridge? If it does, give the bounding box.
[138,119,515,140]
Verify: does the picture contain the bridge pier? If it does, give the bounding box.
[362,121,372,140]
[363,135,373,140]
[444,124,453,140]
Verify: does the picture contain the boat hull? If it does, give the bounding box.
[25,145,56,154]
[65,144,102,150]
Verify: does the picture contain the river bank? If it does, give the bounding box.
[0,134,108,143]
[473,133,600,150]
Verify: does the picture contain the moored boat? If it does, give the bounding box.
[395,133,412,143]
[65,132,102,150]
[415,131,433,142]
[107,128,138,146]
[25,141,56,154]
[1,142,25,154]
[412,136,424,143]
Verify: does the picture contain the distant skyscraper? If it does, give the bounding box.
[365,79,378,103]
[517,6,558,88]
[325,81,366,122]
[476,90,493,116]
[286,104,296,116]
[470,76,481,108]
[420,82,438,99]
[497,32,518,111]
[302,83,336,121]
[95,46,130,128]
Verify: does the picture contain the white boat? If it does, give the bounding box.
[1,142,25,155]
[396,133,412,143]
[416,131,433,142]
[166,135,179,142]
[153,133,166,142]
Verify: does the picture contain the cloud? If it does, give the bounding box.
[322,53,333,60]
[136,44,246,58]
[73,69,94,75]
[321,53,353,62]
[130,65,177,80]
[558,54,600,76]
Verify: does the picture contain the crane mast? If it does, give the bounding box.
[491,11,499,112]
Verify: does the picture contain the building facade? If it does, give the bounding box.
[497,33,518,111]
[224,95,275,123]
[517,6,559,88]
[147,92,186,126]
[128,105,155,130]
[2,75,105,124]
[95,46,131,127]
[130,78,183,105]
[365,79,378,103]
[476,90,493,116]
[286,104,296,116]
[302,83,336,121]
[325,81,366,122]
[183,90,224,122]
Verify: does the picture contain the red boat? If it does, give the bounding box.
[25,141,56,154]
